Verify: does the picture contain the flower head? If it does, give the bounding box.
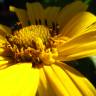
[0,1,96,96]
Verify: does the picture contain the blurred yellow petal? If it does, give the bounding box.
[0,56,6,61]
[0,36,8,57]
[9,6,28,27]
[61,49,96,61]
[0,60,9,65]
[28,2,44,24]
[85,22,96,32]
[26,2,44,24]
[57,31,96,61]
[56,61,96,96]
[43,65,70,96]
[0,35,7,48]
[59,12,96,38]
[0,57,11,69]
[0,63,39,96]
[0,24,11,36]
[38,67,56,96]
[0,60,10,69]
[0,48,5,55]
[45,7,60,26]
[57,1,87,29]
[51,64,82,96]
[26,3,35,24]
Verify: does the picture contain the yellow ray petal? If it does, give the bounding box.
[0,60,9,65]
[0,24,11,36]
[51,64,82,96]
[0,60,10,69]
[57,31,96,61]
[26,3,35,24]
[57,1,88,29]
[9,6,28,27]
[38,67,56,96]
[0,35,7,48]
[0,57,11,69]
[43,65,70,96]
[0,63,39,96]
[45,7,60,26]
[28,2,44,24]
[0,56,6,61]
[56,61,96,96]
[0,48,5,55]
[0,36,9,57]
[61,49,96,61]
[59,12,96,38]
[26,2,44,25]
[85,22,96,32]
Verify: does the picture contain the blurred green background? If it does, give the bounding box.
[0,0,96,87]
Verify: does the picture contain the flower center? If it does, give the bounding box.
[5,25,58,66]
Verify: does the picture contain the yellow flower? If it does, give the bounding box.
[0,1,96,96]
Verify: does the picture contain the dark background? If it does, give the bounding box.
[0,0,96,87]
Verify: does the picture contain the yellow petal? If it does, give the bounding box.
[57,1,88,29]
[28,2,44,24]
[61,49,96,61]
[26,2,44,25]
[44,7,60,26]
[0,60,9,65]
[0,60,10,69]
[0,63,39,96]
[0,56,6,61]
[51,64,82,96]
[43,65,70,96]
[0,48,5,55]
[9,6,28,27]
[85,22,96,32]
[38,67,56,96]
[0,24,11,36]
[57,31,96,61]
[56,61,96,96]
[0,57,11,69]
[0,37,9,57]
[26,3,35,24]
[59,12,96,38]
[0,35,7,48]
